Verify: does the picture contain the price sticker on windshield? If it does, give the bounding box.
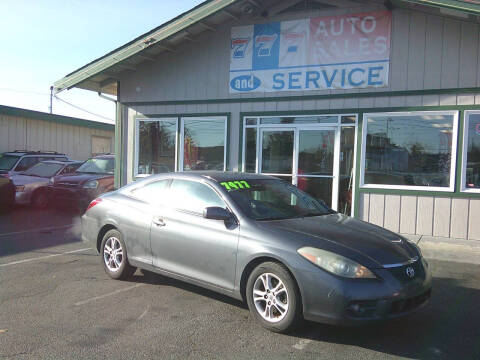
[220,181,251,190]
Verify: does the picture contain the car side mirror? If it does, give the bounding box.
[203,206,232,221]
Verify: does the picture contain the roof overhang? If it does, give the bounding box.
[53,0,480,96]
[54,0,239,95]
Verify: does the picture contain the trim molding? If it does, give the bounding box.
[121,87,480,107]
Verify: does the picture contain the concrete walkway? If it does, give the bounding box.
[403,234,480,265]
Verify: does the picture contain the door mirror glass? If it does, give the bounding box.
[203,206,232,221]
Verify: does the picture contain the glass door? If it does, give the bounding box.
[295,128,338,209]
[259,128,295,184]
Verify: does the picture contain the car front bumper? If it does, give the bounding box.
[15,190,32,205]
[294,258,432,326]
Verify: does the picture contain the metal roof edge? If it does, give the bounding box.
[53,0,238,94]
[0,104,115,131]
[400,0,480,15]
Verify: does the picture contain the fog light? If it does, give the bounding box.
[347,300,378,318]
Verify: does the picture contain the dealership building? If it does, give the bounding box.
[54,0,480,240]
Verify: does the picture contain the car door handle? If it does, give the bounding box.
[152,216,165,227]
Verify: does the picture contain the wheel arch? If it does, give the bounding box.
[239,255,303,309]
[96,223,119,252]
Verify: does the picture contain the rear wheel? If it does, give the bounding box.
[246,261,302,333]
[100,229,136,280]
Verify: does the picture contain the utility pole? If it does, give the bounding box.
[49,86,53,114]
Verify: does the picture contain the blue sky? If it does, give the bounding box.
[0,0,204,123]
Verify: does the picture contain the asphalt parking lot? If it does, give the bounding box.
[0,207,479,359]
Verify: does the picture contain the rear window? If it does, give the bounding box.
[0,154,20,171]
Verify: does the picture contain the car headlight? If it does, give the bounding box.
[298,247,376,279]
[49,177,54,185]
[83,180,99,189]
[15,185,25,192]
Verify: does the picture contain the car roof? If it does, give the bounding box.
[3,151,67,156]
[92,154,115,159]
[40,160,82,165]
[148,171,278,183]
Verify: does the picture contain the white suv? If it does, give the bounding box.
[0,151,69,177]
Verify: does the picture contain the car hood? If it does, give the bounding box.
[11,174,49,186]
[53,172,112,186]
[256,213,417,268]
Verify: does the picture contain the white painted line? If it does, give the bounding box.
[0,224,74,238]
[0,247,91,268]
[75,283,145,306]
[293,339,312,350]
[137,308,148,320]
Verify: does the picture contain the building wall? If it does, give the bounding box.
[359,193,480,240]
[118,2,480,241]
[0,114,114,161]
[119,6,480,103]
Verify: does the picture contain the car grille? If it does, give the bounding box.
[387,259,425,284]
[57,182,79,187]
[390,289,431,314]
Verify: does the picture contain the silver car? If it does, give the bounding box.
[82,172,431,332]
[12,160,82,208]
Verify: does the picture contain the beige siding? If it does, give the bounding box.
[358,194,480,240]
[433,197,451,237]
[0,114,114,161]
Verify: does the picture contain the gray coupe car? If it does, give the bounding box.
[82,172,431,332]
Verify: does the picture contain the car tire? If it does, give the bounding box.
[100,229,136,280]
[31,190,49,209]
[246,261,302,333]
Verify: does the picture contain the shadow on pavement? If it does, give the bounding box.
[129,266,480,359]
[0,205,82,257]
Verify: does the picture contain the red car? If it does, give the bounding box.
[48,154,115,211]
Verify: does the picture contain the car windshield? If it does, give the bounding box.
[224,178,334,221]
[76,158,114,174]
[0,154,20,171]
[24,162,63,177]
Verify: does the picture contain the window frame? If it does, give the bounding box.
[134,117,178,178]
[461,110,480,193]
[179,116,228,172]
[360,110,459,192]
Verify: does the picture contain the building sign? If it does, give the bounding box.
[229,11,391,93]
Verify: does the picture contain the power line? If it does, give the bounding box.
[0,87,50,96]
[53,95,114,122]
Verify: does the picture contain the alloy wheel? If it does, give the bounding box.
[253,272,289,323]
[103,236,123,272]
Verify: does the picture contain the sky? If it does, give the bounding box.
[0,0,204,124]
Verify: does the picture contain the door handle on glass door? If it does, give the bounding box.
[153,216,165,226]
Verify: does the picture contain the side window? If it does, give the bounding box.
[169,179,225,214]
[131,180,170,205]
[15,157,38,171]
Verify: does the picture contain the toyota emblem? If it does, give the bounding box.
[406,266,415,278]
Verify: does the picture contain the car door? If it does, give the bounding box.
[122,179,171,265]
[150,179,239,291]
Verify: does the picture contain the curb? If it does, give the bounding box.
[403,234,480,265]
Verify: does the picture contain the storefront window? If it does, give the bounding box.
[363,112,457,190]
[182,117,226,171]
[137,119,177,175]
[463,111,480,190]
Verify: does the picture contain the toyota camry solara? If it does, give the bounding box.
[82,172,431,332]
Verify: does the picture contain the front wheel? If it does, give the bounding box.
[100,229,136,280]
[246,261,302,333]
